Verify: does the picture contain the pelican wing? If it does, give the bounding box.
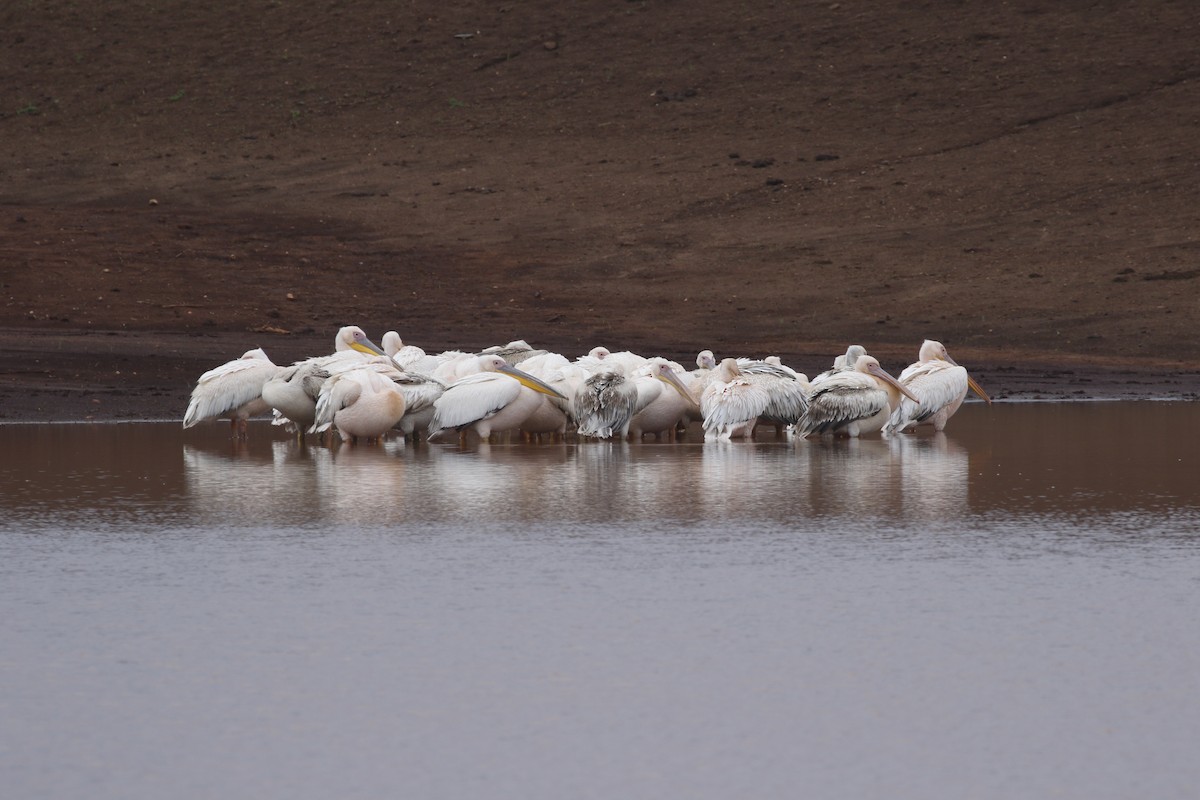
[430,373,522,434]
[701,379,770,431]
[886,362,968,433]
[310,372,364,433]
[391,371,446,415]
[737,359,793,379]
[391,344,428,371]
[183,353,278,427]
[633,375,666,415]
[798,377,888,436]
[573,370,639,438]
[751,374,809,426]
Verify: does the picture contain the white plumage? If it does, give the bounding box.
[701,358,770,441]
[262,360,328,432]
[796,355,917,438]
[389,370,446,441]
[311,363,407,442]
[429,355,566,442]
[883,340,991,435]
[381,330,429,371]
[183,347,281,436]
[810,344,867,386]
[261,325,388,431]
[737,358,810,433]
[628,358,699,440]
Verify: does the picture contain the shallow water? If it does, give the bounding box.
[2,403,1198,799]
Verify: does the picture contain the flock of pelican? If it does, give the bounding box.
[183,326,991,443]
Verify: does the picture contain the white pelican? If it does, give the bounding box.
[310,363,407,443]
[381,331,428,371]
[332,325,388,359]
[389,370,447,442]
[628,358,699,440]
[701,358,771,441]
[810,344,867,385]
[883,340,992,435]
[183,347,282,437]
[573,362,640,439]
[479,340,547,365]
[576,347,648,376]
[431,351,482,384]
[512,352,575,440]
[262,326,387,430]
[796,355,918,438]
[682,350,719,427]
[262,360,328,433]
[737,358,810,435]
[429,355,567,443]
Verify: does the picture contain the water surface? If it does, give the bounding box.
[2,403,1198,799]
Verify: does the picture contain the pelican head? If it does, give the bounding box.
[921,339,991,404]
[856,355,919,403]
[647,359,697,404]
[381,331,404,357]
[588,346,611,360]
[336,326,386,357]
[696,349,716,370]
[714,357,743,382]
[478,355,567,400]
[920,339,954,365]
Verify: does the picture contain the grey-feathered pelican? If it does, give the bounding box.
[796,355,918,438]
[701,358,771,441]
[573,361,641,439]
[736,358,810,436]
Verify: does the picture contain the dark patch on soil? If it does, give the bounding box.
[4,1,1200,420]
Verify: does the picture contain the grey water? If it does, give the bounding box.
[2,402,1198,800]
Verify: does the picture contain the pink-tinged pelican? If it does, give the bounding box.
[333,325,388,358]
[310,362,407,443]
[796,355,918,438]
[262,326,388,431]
[701,358,771,441]
[883,340,991,435]
[628,358,699,440]
[183,348,282,437]
[381,331,429,371]
[429,355,567,443]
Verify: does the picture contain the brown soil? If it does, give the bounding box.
[4,1,1200,422]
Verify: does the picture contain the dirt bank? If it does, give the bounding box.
[4,1,1200,421]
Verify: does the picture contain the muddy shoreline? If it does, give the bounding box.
[2,327,1197,424]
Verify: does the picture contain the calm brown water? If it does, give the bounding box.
[2,403,1198,799]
